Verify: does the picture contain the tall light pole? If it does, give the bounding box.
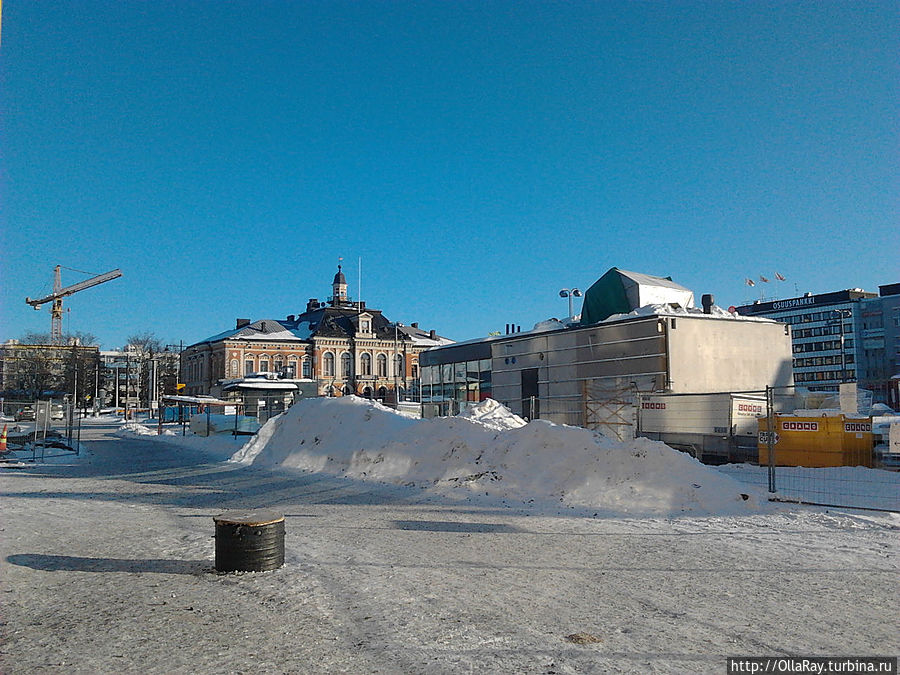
[832,308,852,383]
[393,322,403,403]
[559,288,582,320]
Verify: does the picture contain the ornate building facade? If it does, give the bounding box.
[180,267,452,401]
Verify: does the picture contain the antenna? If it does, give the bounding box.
[358,256,362,310]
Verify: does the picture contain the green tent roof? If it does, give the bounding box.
[579,268,695,325]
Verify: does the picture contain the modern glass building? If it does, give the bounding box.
[736,285,900,405]
[419,338,494,417]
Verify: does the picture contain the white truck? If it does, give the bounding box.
[637,393,768,464]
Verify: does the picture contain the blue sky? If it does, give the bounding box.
[1,1,897,350]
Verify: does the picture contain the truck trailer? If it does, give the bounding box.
[637,392,767,463]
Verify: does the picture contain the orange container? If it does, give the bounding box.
[758,415,873,467]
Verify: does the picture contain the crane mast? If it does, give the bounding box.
[26,265,123,344]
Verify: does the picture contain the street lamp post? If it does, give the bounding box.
[393,322,403,404]
[559,288,583,320]
[832,308,852,383]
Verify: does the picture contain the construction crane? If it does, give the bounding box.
[26,265,123,344]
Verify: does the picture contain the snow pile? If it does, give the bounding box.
[231,397,763,516]
[457,398,527,430]
[604,303,771,322]
[116,421,173,436]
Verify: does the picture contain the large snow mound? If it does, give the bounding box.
[230,397,763,516]
[457,398,527,430]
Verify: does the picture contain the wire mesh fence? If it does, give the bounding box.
[0,398,82,461]
[505,383,899,512]
[744,385,899,512]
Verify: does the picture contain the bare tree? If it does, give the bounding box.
[20,330,99,346]
[124,332,165,408]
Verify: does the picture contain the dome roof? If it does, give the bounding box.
[333,265,346,285]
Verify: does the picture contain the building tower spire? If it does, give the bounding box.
[331,263,348,306]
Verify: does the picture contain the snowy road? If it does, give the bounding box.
[1,419,897,674]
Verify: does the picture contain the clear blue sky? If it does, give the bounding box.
[1,1,897,350]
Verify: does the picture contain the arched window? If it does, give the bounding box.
[323,352,335,377]
[411,362,419,379]
[377,354,387,377]
[362,386,373,399]
[360,353,372,376]
[394,354,404,377]
[230,359,239,376]
[377,386,387,400]
[341,352,352,378]
[342,385,354,395]
[302,357,311,378]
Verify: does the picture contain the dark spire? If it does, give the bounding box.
[333,264,346,286]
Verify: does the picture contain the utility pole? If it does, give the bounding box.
[393,323,399,404]
[833,308,852,383]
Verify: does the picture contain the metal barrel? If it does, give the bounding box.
[214,510,285,572]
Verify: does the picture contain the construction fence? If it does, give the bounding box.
[510,383,899,512]
[0,398,82,461]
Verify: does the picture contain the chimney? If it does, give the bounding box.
[429,330,437,340]
[236,319,250,329]
[701,294,714,314]
[411,322,418,329]
[287,315,295,322]
[307,298,319,312]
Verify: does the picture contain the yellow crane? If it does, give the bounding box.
[26,265,123,344]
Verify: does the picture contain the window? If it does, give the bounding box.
[244,359,254,376]
[230,359,239,376]
[341,352,352,377]
[394,354,404,377]
[411,362,419,379]
[259,356,269,372]
[377,354,387,377]
[323,352,335,377]
[361,353,372,376]
[302,357,311,378]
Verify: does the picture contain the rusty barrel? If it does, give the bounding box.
[214,509,285,572]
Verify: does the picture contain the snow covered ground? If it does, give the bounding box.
[1,401,897,674]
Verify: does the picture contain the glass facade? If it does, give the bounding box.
[421,358,492,415]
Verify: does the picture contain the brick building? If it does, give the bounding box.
[180,267,451,401]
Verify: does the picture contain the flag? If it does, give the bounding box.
[759,275,770,283]
[774,272,786,281]
[745,278,755,287]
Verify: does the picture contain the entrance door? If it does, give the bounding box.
[521,368,539,419]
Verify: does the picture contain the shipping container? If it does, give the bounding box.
[637,393,766,463]
[758,414,873,468]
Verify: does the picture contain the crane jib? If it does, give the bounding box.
[26,269,123,307]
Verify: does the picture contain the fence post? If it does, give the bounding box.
[766,385,776,494]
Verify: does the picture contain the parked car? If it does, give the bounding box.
[50,405,65,420]
[15,406,35,421]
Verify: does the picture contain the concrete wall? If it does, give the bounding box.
[490,318,668,418]
[489,315,794,421]
[666,316,794,393]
